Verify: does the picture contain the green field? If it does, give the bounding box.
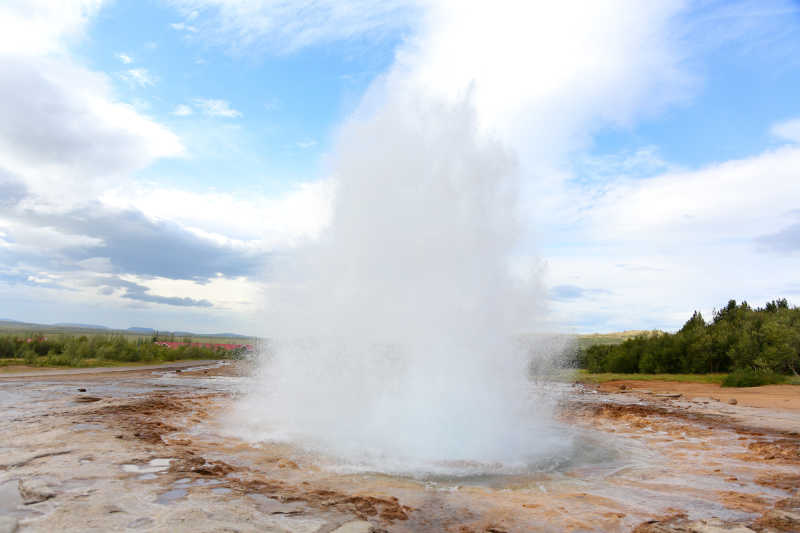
[568,369,800,386]
[570,369,728,384]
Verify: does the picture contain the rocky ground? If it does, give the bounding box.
[0,363,798,532]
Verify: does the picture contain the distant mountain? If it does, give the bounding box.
[129,328,249,338]
[172,331,248,338]
[3,319,110,330]
[0,319,36,326]
[53,323,109,329]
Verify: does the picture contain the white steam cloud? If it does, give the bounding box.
[235,92,567,472]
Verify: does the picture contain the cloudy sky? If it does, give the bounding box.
[1,0,799,334]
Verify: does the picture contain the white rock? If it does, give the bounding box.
[688,519,755,533]
[0,516,18,533]
[330,520,374,533]
[18,479,56,504]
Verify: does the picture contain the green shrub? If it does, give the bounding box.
[721,369,785,387]
[44,353,73,366]
[22,348,37,365]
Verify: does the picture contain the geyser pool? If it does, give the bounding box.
[236,92,571,475]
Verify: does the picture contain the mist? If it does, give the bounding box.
[233,90,573,474]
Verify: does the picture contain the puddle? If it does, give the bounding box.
[155,488,187,505]
[122,458,173,474]
[211,487,231,495]
[137,473,158,480]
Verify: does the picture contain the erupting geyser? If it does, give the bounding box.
[235,91,571,475]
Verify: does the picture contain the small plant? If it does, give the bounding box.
[721,369,785,387]
[22,349,37,365]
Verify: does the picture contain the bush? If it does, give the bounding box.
[721,369,785,387]
[579,298,800,376]
[44,353,75,367]
[22,348,37,365]
[0,333,241,366]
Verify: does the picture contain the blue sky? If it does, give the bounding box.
[79,0,405,194]
[592,28,800,168]
[1,1,800,334]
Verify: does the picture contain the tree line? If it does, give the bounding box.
[578,299,800,377]
[0,334,242,367]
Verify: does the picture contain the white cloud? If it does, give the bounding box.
[387,1,692,172]
[0,0,195,320]
[0,57,182,204]
[125,274,259,312]
[193,98,241,117]
[771,117,800,144]
[0,0,104,56]
[295,139,317,149]
[170,21,198,32]
[585,146,800,242]
[116,52,133,64]
[167,0,418,53]
[121,67,155,87]
[100,180,334,246]
[541,145,800,331]
[0,217,103,253]
[0,3,180,207]
[171,103,194,116]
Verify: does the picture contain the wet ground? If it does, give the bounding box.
[1,362,798,532]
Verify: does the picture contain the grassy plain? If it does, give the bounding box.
[570,369,800,385]
[571,369,729,384]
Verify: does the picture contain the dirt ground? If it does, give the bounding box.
[1,363,799,532]
[595,380,800,411]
